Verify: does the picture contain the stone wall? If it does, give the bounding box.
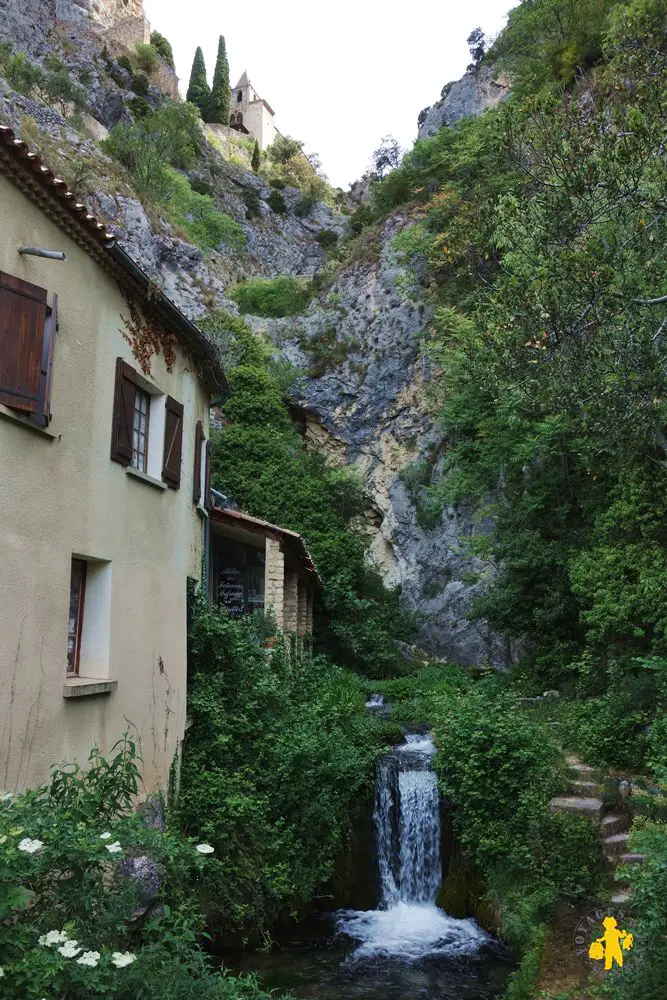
[55,0,149,46]
[264,538,285,630]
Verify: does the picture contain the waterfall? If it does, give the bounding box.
[337,731,490,961]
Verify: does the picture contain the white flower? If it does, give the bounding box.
[111,951,137,968]
[17,837,44,854]
[39,929,69,947]
[0,792,11,804]
[99,831,112,840]
[105,841,122,854]
[76,951,100,968]
[58,940,81,958]
[195,843,214,855]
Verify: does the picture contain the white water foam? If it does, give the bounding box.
[337,902,489,961]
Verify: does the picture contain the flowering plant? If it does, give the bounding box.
[0,737,266,1000]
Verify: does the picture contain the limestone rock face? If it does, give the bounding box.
[418,65,510,139]
[246,219,509,666]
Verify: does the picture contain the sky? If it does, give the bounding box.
[143,0,517,189]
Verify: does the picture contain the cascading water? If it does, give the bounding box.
[337,732,489,961]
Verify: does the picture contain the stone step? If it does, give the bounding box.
[604,833,630,860]
[601,812,629,837]
[619,853,644,865]
[549,796,605,820]
[568,762,601,781]
[569,779,599,796]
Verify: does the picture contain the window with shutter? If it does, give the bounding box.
[162,395,184,489]
[193,419,204,505]
[0,272,57,424]
[110,357,139,466]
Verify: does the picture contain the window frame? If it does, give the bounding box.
[67,558,88,677]
[131,384,151,473]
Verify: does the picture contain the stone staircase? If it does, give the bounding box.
[549,755,642,904]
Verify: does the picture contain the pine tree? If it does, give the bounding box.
[208,35,231,125]
[251,140,261,173]
[186,47,210,120]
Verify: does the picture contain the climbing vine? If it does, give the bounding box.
[119,286,177,374]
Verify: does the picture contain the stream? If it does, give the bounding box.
[231,728,512,999]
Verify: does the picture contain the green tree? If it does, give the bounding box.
[150,30,175,68]
[186,46,210,121]
[251,138,261,172]
[208,35,231,125]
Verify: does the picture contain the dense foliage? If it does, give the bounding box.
[200,312,414,674]
[0,738,276,1000]
[176,605,386,936]
[231,276,313,317]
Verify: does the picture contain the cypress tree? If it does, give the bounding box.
[251,140,261,173]
[208,35,231,125]
[186,47,210,120]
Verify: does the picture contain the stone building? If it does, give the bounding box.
[230,71,278,151]
[55,0,151,46]
[209,504,320,637]
[0,124,225,795]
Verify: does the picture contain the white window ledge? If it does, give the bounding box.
[126,467,167,491]
[63,678,118,699]
[0,403,58,439]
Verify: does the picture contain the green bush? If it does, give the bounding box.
[0,737,276,1000]
[164,169,246,253]
[242,189,261,219]
[294,193,316,217]
[150,30,175,69]
[316,229,339,252]
[231,276,312,318]
[267,189,287,214]
[177,604,383,934]
[134,42,159,75]
[129,70,150,96]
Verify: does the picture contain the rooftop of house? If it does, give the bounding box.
[0,125,227,395]
[209,498,323,588]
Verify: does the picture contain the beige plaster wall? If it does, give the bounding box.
[244,102,278,151]
[0,175,208,796]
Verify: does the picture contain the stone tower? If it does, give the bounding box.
[230,70,278,151]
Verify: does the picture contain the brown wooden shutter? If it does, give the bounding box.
[193,419,204,505]
[204,439,212,511]
[37,294,58,426]
[110,357,137,465]
[0,272,48,415]
[162,395,184,489]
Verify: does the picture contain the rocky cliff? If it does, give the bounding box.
[0,2,510,664]
[418,65,510,139]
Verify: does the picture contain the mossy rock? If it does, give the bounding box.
[436,872,471,917]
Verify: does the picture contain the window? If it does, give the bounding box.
[192,420,211,508]
[67,559,87,676]
[131,385,150,472]
[0,272,58,427]
[111,358,184,489]
[65,557,112,681]
[237,90,243,102]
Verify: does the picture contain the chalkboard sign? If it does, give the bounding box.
[218,567,246,615]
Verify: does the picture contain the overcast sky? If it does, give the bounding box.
[144,0,517,189]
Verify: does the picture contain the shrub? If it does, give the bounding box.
[294,193,316,217]
[269,178,286,190]
[267,189,287,214]
[129,71,149,96]
[316,229,339,252]
[0,737,276,1000]
[177,604,383,935]
[117,55,133,75]
[231,276,312,318]
[242,189,261,219]
[134,42,159,75]
[150,30,175,69]
[164,169,246,253]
